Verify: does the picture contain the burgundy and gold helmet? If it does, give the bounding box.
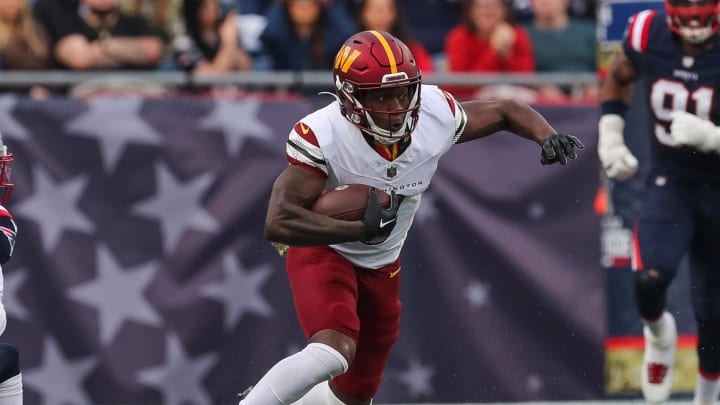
[332,30,422,144]
[666,0,720,43]
[0,141,13,206]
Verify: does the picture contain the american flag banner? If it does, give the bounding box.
[0,93,604,405]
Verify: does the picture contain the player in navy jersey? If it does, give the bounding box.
[0,135,21,405]
[238,30,584,405]
[599,0,720,402]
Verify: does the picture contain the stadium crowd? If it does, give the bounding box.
[0,0,598,101]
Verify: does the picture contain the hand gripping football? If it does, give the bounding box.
[310,184,391,221]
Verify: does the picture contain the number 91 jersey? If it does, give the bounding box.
[623,9,720,183]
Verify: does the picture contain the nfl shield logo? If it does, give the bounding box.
[682,56,694,68]
[386,166,397,178]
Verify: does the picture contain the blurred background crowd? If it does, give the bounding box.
[0,0,599,101]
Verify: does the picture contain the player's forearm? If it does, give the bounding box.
[602,51,637,104]
[601,73,633,104]
[500,99,557,144]
[265,203,366,246]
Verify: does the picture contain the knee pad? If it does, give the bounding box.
[0,344,19,384]
[697,319,720,374]
[634,269,673,319]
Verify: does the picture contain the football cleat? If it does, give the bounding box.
[641,313,677,403]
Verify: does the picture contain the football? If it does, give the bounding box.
[310,184,391,221]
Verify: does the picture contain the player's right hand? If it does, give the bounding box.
[598,114,638,181]
[363,188,399,244]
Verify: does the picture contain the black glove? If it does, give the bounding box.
[540,133,585,165]
[362,188,399,245]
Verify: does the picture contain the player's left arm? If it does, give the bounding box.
[0,206,16,336]
[0,207,16,265]
[670,111,720,154]
[456,99,585,165]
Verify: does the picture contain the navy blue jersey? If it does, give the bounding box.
[623,10,720,183]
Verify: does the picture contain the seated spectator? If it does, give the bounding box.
[356,0,433,73]
[0,0,51,70]
[174,0,252,72]
[260,0,356,71]
[522,0,597,101]
[34,0,164,70]
[0,0,52,98]
[444,0,535,99]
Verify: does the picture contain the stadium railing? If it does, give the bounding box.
[0,71,598,92]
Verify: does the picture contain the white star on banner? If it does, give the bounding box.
[65,97,163,172]
[202,252,273,330]
[133,163,219,254]
[14,167,94,253]
[23,338,97,405]
[464,280,492,308]
[198,99,272,154]
[526,374,544,393]
[527,201,546,220]
[398,358,435,398]
[3,269,29,321]
[68,245,162,345]
[137,334,218,405]
[414,192,439,225]
[0,94,29,141]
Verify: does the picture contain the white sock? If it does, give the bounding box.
[694,372,720,405]
[0,374,22,405]
[291,381,346,405]
[239,343,348,405]
[644,311,673,338]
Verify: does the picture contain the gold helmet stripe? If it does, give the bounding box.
[369,30,398,73]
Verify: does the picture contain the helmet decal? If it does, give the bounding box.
[334,46,362,73]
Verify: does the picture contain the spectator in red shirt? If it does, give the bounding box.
[445,0,535,99]
[356,0,434,73]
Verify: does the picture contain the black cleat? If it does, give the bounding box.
[237,385,253,401]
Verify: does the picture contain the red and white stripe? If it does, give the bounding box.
[442,91,468,144]
[286,124,328,176]
[627,10,656,53]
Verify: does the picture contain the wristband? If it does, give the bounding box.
[601,100,629,117]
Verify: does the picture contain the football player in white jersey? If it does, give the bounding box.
[0,135,21,405]
[239,30,583,405]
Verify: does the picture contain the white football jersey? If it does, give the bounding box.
[286,85,467,268]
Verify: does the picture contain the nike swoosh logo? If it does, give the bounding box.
[379,218,395,229]
[299,123,310,134]
[389,267,401,278]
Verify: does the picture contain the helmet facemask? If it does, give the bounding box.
[666,0,720,43]
[337,73,421,144]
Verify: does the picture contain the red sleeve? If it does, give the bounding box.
[506,26,535,72]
